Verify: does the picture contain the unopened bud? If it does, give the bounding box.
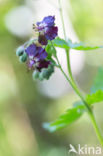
[19,52,27,63]
[32,70,39,80]
[16,46,24,56]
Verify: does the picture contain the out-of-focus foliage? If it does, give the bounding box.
[69,0,103,42]
[91,68,103,93]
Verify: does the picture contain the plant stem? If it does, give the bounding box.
[56,50,103,146]
[58,0,91,112]
[89,112,103,146]
[58,0,75,82]
[58,0,103,146]
[58,0,66,39]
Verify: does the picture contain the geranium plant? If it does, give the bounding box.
[16,0,103,146]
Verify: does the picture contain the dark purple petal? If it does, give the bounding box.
[24,35,51,71]
[37,60,50,71]
[45,26,58,40]
[38,34,48,45]
[36,16,55,27]
[35,47,47,61]
[36,16,58,44]
[25,44,37,57]
[42,16,55,27]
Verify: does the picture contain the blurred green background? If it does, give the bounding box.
[0,0,103,155]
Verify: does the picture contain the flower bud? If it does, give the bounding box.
[38,73,44,81]
[32,70,39,80]
[19,52,27,63]
[39,64,54,80]
[16,46,24,56]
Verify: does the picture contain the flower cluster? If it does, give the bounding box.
[33,16,58,45]
[16,16,58,80]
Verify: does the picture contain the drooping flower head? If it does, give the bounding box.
[33,16,58,45]
[16,15,57,80]
[25,44,50,71]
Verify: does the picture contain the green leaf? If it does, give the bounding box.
[46,42,59,67]
[91,68,103,93]
[85,67,103,106]
[53,37,70,50]
[67,40,103,51]
[46,41,56,58]
[86,90,103,105]
[53,37,103,51]
[43,102,86,132]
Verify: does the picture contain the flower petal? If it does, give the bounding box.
[42,16,55,27]
[28,60,35,68]
[45,26,58,40]
[37,60,50,70]
[25,44,37,58]
[35,47,47,61]
[37,16,55,27]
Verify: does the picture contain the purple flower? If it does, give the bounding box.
[45,26,58,40]
[35,16,58,45]
[37,60,50,71]
[37,16,55,28]
[25,44,50,70]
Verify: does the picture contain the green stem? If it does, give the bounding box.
[55,53,91,113]
[66,49,73,80]
[58,0,66,39]
[56,54,103,146]
[58,0,76,83]
[90,113,103,146]
[58,0,103,146]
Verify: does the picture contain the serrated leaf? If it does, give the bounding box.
[67,40,103,51]
[91,68,103,93]
[53,37,70,50]
[86,90,103,105]
[85,67,103,106]
[43,90,103,132]
[43,102,86,132]
[53,37,103,51]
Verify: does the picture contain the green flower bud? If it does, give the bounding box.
[32,65,54,81]
[32,70,39,80]
[48,64,54,73]
[38,72,44,81]
[39,64,54,80]
[19,52,27,63]
[41,69,50,80]
[16,46,24,56]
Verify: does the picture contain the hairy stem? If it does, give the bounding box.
[58,0,103,146]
